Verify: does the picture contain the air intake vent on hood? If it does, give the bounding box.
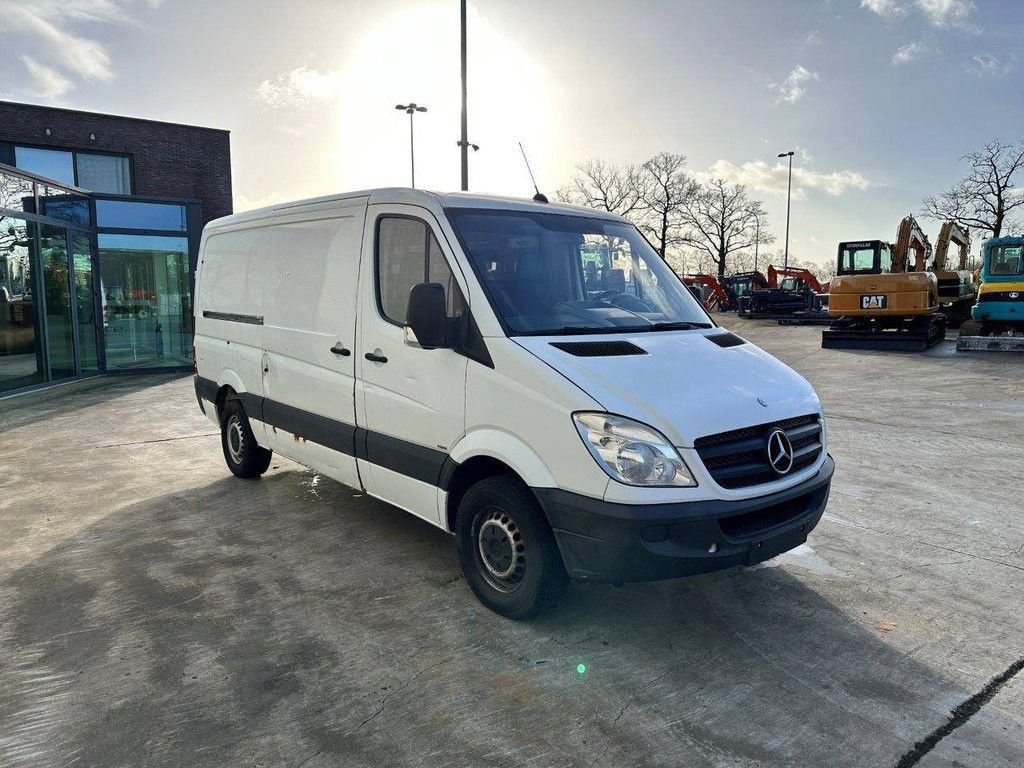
[549,340,647,357]
[705,332,746,348]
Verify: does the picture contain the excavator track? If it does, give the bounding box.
[822,313,946,351]
[956,320,1024,352]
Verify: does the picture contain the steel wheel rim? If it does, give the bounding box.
[476,506,526,593]
[226,415,244,464]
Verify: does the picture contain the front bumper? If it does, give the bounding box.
[535,455,835,583]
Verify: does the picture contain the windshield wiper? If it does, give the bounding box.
[647,321,714,331]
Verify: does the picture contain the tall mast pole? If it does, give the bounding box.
[460,0,469,191]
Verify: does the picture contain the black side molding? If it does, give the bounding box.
[195,378,453,489]
[202,310,264,325]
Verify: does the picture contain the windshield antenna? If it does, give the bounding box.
[519,142,548,203]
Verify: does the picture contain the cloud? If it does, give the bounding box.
[915,0,976,30]
[273,123,317,137]
[19,54,72,97]
[0,1,160,97]
[698,159,872,199]
[803,30,823,47]
[892,41,931,64]
[861,0,978,30]
[967,53,1015,77]
[6,6,113,82]
[768,65,819,104]
[253,66,342,109]
[861,0,908,19]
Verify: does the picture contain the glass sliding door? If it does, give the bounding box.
[98,234,192,369]
[39,225,76,380]
[0,216,44,392]
[72,233,100,372]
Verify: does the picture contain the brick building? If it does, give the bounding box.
[0,101,233,395]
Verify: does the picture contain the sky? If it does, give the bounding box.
[1,0,1022,269]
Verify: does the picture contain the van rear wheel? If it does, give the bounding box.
[221,399,272,479]
[456,476,567,619]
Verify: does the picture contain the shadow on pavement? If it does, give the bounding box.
[0,468,1016,768]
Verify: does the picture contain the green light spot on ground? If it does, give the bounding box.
[577,663,586,674]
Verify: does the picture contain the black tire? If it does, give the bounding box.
[456,476,568,619]
[220,399,272,479]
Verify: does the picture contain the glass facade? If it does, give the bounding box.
[99,234,192,368]
[13,146,132,195]
[14,146,75,186]
[76,153,131,195]
[96,199,186,231]
[0,217,42,391]
[0,162,199,396]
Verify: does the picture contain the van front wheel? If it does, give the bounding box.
[456,477,567,619]
[221,399,272,479]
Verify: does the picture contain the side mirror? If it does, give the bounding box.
[406,282,450,349]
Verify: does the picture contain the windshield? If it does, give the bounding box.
[838,243,879,274]
[447,209,713,335]
[989,245,1024,275]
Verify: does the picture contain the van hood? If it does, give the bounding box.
[513,330,821,447]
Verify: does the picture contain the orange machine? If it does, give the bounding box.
[767,265,824,294]
[823,215,946,350]
[681,274,732,312]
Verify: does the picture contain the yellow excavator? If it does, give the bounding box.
[822,215,946,351]
[930,221,977,326]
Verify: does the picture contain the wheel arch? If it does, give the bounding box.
[444,430,558,532]
[211,369,247,422]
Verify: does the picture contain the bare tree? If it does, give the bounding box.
[557,159,646,217]
[922,139,1024,238]
[679,179,773,278]
[637,152,697,260]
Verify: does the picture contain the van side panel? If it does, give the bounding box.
[260,207,366,490]
[194,227,267,435]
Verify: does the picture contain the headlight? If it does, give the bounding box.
[572,412,696,487]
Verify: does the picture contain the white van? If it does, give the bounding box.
[194,189,834,618]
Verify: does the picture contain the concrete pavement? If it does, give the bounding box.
[0,320,1021,767]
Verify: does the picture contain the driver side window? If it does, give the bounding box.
[377,216,466,325]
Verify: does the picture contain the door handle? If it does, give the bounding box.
[364,351,388,364]
[330,344,351,356]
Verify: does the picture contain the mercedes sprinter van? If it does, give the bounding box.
[194,189,834,618]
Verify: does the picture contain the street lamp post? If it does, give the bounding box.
[778,150,795,270]
[396,103,427,188]
[459,0,469,191]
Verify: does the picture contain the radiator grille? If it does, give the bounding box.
[694,414,822,489]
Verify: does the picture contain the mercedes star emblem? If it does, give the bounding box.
[766,429,794,475]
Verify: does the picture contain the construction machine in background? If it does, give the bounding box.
[956,236,1024,352]
[720,271,768,313]
[930,221,977,327]
[740,265,832,323]
[681,274,734,312]
[822,215,946,351]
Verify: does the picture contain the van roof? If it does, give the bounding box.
[207,188,630,231]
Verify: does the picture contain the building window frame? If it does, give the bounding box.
[10,142,135,195]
